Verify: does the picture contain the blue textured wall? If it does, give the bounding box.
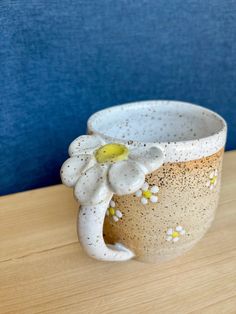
[1,1,236,195]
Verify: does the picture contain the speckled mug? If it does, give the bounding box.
[61,101,227,263]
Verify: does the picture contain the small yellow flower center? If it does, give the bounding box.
[108,207,115,215]
[172,231,179,238]
[142,190,152,199]
[95,143,128,163]
[210,176,217,185]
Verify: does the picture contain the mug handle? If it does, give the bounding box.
[78,199,135,261]
[61,134,164,262]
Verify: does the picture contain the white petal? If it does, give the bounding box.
[210,184,214,190]
[60,155,95,187]
[215,169,218,176]
[167,228,173,235]
[68,135,105,156]
[150,195,158,203]
[209,171,215,179]
[74,164,111,205]
[113,216,119,222]
[206,181,210,187]
[141,182,149,191]
[135,190,142,197]
[166,236,172,241]
[151,185,159,193]
[173,237,179,242]
[180,229,186,235]
[141,197,148,205]
[214,180,217,186]
[110,200,116,208]
[176,225,183,232]
[115,210,122,218]
[129,146,164,174]
[108,160,145,195]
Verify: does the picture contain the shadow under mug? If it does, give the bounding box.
[61,101,227,263]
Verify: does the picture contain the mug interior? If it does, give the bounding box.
[88,101,225,143]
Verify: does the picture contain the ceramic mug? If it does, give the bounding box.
[61,101,227,263]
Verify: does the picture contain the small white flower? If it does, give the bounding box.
[206,169,218,190]
[135,182,159,205]
[106,200,122,222]
[60,134,164,206]
[166,225,186,242]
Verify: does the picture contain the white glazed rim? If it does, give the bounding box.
[87,100,227,162]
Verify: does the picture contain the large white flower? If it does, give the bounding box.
[61,135,163,205]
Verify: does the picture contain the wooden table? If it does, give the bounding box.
[1,151,236,314]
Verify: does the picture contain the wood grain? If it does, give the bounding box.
[0,151,236,314]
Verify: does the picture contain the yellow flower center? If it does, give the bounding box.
[210,176,217,185]
[108,207,115,215]
[95,143,128,163]
[172,231,179,238]
[142,190,152,199]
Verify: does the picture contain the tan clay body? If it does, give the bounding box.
[104,149,224,262]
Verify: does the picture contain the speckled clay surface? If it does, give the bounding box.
[104,148,224,263]
[88,100,227,162]
[61,100,227,262]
